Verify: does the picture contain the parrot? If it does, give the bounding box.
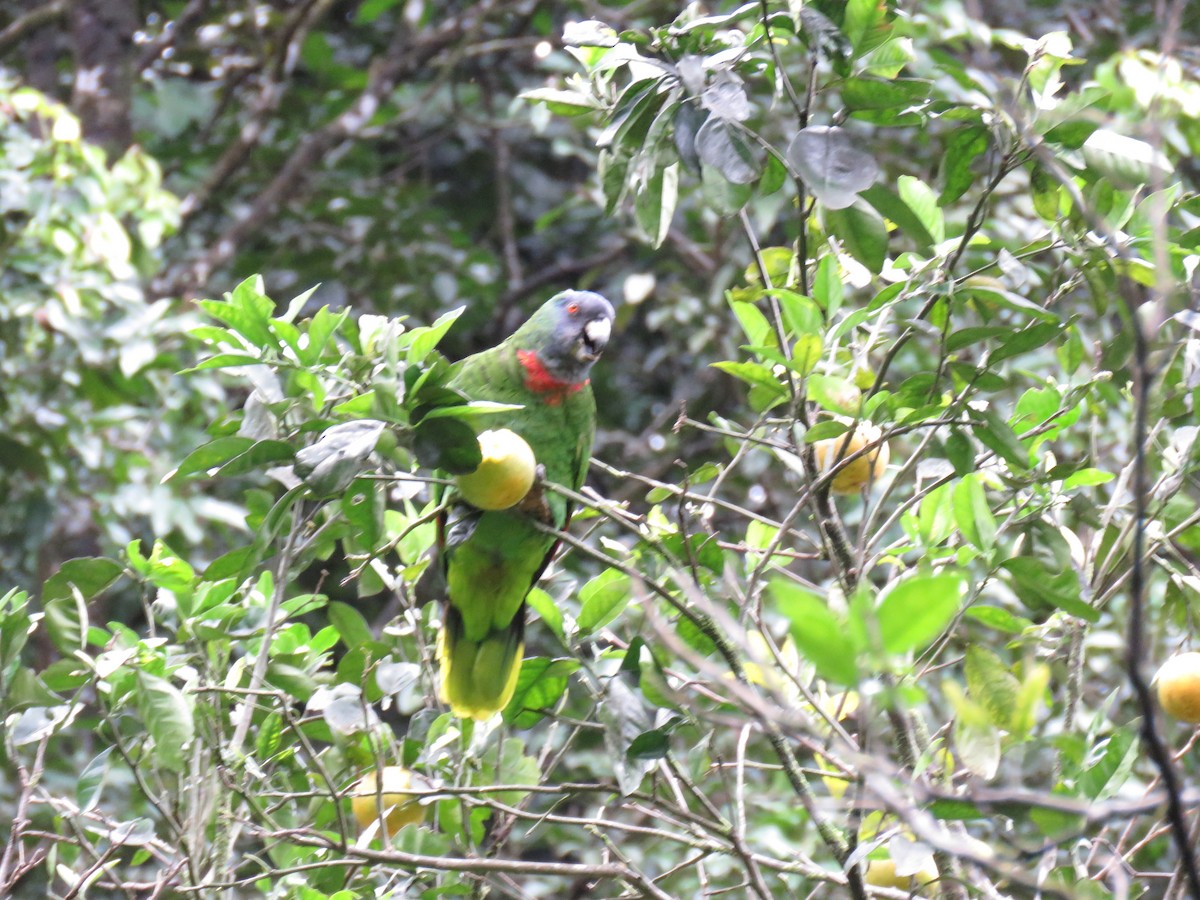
[419,290,615,720]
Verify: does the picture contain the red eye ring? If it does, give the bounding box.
[567,303,580,314]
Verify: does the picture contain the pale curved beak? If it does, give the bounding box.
[580,317,612,360]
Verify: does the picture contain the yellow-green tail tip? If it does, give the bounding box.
[437,616,525,720]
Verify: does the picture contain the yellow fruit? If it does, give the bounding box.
[864,858,938,892]
[351,766,426,836]
[817,755,852,799]
[454,428,537,510]
[811,418,889,493]
[1154,652,1200,723]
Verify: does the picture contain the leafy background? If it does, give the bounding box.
[2,0,1200,897]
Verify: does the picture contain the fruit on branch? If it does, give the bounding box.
[1154,651,1200,723]
[351,766,427,836]
[454,428,537,511]
[811,418,890,494]
[863,857,938,893]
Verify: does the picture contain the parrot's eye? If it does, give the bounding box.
[567,302,580,315]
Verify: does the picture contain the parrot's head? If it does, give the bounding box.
[517,290,615,385]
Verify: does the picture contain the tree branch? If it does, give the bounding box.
[163,1,505,298]
[0,0,69,59]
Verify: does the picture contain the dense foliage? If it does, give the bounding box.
[2,1,1200,897]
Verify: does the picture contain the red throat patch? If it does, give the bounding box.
[517,350,587,406]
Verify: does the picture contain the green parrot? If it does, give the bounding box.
[421,290,615,720]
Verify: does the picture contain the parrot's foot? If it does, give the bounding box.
[516,465,554,525]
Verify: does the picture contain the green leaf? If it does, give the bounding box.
[730,296,774,346]
[915,482,955,545]
[526,587,564,641]
[972,408,1030,470]
[1030,165,1062,220]
[710,361,787,397]
[420,401,524,421]
[771,580,858,685]
[503,658,580,728]
[635,161,679,248]
[897,175,945,243]
[876,573,963,655]
[185,353,265,371]
[824,202,888,273]
[964,646,1021,731]
[76,747,113,811]
[806,374,860,415]
[168,436,248,475]
[1061,468,1114,489]
[519,87,603,116]
[961,281,1059,322]
[626,728,671,761]
[953,474,996,552]
[328,601,373,649]
[137,672,194,772]
[412,417,480,474]
[791,334,822,376]
[842,0,882,53]
[408,306,465,363]
[303,305,349,364]
[1013,386,1080,444]
[811,254,844,317]
[790,127,880,209]
[1081,128,1173,189]
[695,117,760,185]
[599,78,668,152]
[342,476,383,549]
[990,322,1066,365]
[168,437,295,481]
[700,160,753,214]
[43,596,85,655]
[256,711,284,761]
[1030,786,1086,838]
[964,605,1033,634]
[861,184,935,252]
[42,557,123,604]
[804,418,851,442]
[770,289,823,337]
[841,78,931,111]
[577,569,632,636]
[939,126,989,205]
[125,541,197,596]
[1037,85,1108,144]
[675,615,717,657]
[0,590,33,675]
[955,718,1000,779]
[1010,662,1049,737]
[1079,728,1138,801]
[946,326,1011,352]
[1001,557,1098,622]
[201,276,275,347]
[929,798,986,820]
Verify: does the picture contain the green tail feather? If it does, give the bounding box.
[438,603,525,720]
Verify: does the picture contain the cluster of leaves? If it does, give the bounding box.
[0,79,230,589]
[0,272,558,895]
[514,1,1200,896]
